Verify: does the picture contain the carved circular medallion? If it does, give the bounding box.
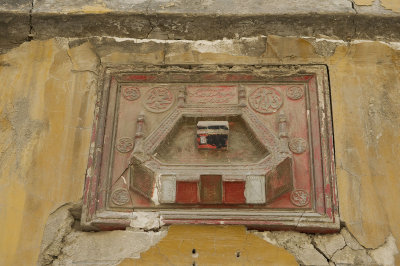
[122,86,140,101]
[249,87,282,114]
[116,137,134,153]
[286,86,304,100]
[290,189,310,207]
[288,138,307,154]
[111,189,130,205]
[144,87,174,113]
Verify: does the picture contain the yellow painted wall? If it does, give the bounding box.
[0,37,399,265]
[354,0,400,12]
[120,225,298,266]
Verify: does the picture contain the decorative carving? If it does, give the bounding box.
[116,137,134,153]
[177,88,186,107]
[111,189,130,205]
[278,111,288,139]
[122,86,140,101]
[278,111,289,153]
[241,108,279,148]
[144,87,174,113]
[290,189,310,207]
[249,87,282,114]
[286,86,304,100]
[130,162,154,199]
[238,85,247,106]
[135,112,145,138]
[288,138,307,154]
[186,86,238,104]
[84,66,338,232]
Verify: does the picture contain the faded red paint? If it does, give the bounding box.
[200,175,222,204]
[176,182,199,204]
[223,182,245,204]
[122,74,157,81]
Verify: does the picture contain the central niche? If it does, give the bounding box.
[154,116,269,165]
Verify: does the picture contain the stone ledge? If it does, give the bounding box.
[1,0,400,52]
[1,13,400,53]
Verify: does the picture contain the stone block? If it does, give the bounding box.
[159,175,176,203]
[245,175,266,204]
[200,175,223,204]
[223,181,246,204]
[176,181,198,204]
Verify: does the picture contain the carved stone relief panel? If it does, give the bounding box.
[82,65,338,232]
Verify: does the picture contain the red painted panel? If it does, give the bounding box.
[200,175,222,204]
[176,182,199,204]
[223,181,245,204]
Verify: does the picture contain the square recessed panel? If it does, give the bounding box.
[200,175,222,204]
[82,65,338,232]
[176,182,199,204]
[223,182,246,204]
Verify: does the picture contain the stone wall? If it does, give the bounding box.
[1,1,400,265]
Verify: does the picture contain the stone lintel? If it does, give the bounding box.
[1,10,400,52]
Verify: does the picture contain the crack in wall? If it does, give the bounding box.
[27,0,34,41]
[37,201,399,265]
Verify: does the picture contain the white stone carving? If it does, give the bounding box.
[159,175,176,203]
[245,175,266,204]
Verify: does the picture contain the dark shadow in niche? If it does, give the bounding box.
[154,115,269,165]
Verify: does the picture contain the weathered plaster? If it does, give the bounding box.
[1,36,400,265]
[37,203,397,265]
[1,0,400,54]
[354,0,400,12]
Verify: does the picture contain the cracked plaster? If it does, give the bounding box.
[1,35,400,265]
[37,203,399,265]
[1,0,400,54]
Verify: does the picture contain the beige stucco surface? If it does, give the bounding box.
[354,0,400,12]
[0,36,399,265]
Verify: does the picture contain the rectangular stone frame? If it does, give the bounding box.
[81,65,339,233]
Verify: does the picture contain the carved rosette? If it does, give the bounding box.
[286,86,304,100]
[144,87,175,113]
[116,137,134,153]
[111,189,130,205]
[288,138,307,154]
[249,87,282,114]
[290,189,310,207]
[122,86,140,101]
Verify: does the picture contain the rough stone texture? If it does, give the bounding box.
[258,231,330,265]
[369,235,399,266]
[0,0,31,11]
[54,230,167,265]
[0,0,400,53]
[32,0,354,14]
[313,234,346,258]
[37,203,76,265]
[1,36,400,264]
